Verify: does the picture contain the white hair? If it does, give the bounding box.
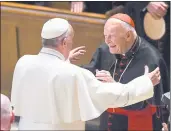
[111,18,137,37]
[1,94,12,130]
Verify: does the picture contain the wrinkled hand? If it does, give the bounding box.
[68,46,86,63]
[147,2,168,19]
[71,2,84,13]
[96,70,115,83]
[162,123,168,131]
[144,65,161,86]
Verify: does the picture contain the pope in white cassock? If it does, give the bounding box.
[11,18,161,130]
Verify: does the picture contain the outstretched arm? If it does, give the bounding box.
[75,65,160,121]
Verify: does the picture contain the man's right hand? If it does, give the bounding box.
[68,46,86,63]
[144,65,161,86]
[147,2,168,20]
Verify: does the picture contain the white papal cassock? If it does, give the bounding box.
[11,47,154,130]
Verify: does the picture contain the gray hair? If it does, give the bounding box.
[42,27,71,47]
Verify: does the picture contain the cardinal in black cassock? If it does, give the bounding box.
[83,13,170,131]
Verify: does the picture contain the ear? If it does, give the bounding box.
[62,38,67,47]
[126,31,132,41]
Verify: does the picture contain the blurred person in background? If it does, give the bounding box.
[1,94,14,131]
[161,92,170,131]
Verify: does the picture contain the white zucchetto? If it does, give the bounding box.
[41,18,69,39]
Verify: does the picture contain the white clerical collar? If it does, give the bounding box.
[39,47,65,61]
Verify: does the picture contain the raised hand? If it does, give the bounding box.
[144,65,161,86]
[68,46,86,63]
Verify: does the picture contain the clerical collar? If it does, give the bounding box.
[116,36,140,59]
[39,47,65,61]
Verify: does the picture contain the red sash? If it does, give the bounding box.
[107,105,157,131]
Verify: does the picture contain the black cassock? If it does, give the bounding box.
[83,36,170,131]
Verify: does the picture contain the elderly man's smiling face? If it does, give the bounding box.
[104,18,132,54]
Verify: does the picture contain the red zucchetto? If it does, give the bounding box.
[110,13,135,28]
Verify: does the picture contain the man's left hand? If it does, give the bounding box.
[68,46,86,63]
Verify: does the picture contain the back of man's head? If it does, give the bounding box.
[41,18,74,59]
[1,94,13,130]
[41,18,72,48]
